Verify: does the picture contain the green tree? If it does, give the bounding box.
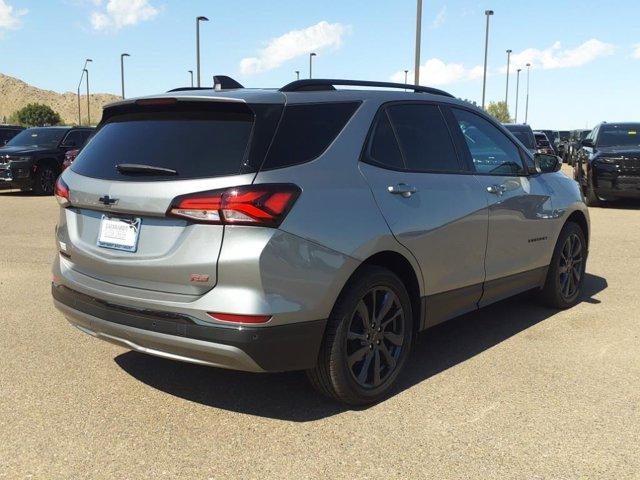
[10,103,62,127]
[486,101,512,123]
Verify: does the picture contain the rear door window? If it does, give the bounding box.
[367,111,405,170]
[386,104,460,172]
[71,104,256,181]
[261,102,360,170]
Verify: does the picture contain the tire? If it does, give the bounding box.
[585,173,603,207]
[539,222,587,309]
[307,266,414,405]
[32,164,56,196]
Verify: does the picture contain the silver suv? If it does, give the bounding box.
[52,79,590,405]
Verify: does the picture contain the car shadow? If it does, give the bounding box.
[115,273,607,422]
[0,189,36,197]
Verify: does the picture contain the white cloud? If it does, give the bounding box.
[239,21,350,75]
[633,44,640,59]
[430,6,446,29]
[0,0,27,32]
[90,0,159,31]
[391,58,484,86]
[504,39,615,71]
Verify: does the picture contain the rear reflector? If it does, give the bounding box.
[168,184,301,227]
[55,177,70,207]
[207,312,272,324]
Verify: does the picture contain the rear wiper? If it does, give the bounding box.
[116,163,178,175]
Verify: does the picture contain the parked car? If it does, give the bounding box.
[534,131,555,155]
[0,126,94,194]
[52,78,590,405]
[503,123,537,154]
[574,122,640,206]
[566,129,591,166]
[0,125,24,146]
[556,130,570,161]
[62,149,80,171]
[539,129,559,154]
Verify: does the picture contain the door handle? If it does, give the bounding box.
[487,184,507,196]
[388,183,417,198]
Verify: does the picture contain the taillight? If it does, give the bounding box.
[168,184,301,227]
[55,177,70,207]
[207,312,272,324]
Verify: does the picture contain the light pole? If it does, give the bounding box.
[84,68,91,126]
[515,68,521,123]
[481,9,494,110]
[188,70,194,87]
[120,53,130,99]
[309,52,316,79]
[414,0,423,85]
[76,58,91,126]
[404,70,409,84]
[295,70,300,80]
[505,49,512,108]
[525,63,531,124]
[196,16,209,87]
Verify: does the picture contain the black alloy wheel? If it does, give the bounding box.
[558,233,584,301]
[345,287,405,389]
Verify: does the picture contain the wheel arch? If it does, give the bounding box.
[565,210,589,249]
[35,157,61,175]
[350,251,423,335]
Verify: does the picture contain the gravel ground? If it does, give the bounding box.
[1,168,639,479]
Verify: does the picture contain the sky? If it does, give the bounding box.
[0,0,639,130]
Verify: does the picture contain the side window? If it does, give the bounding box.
[79,131,92,147]
[367,111,405,170]
[386,104,460,172]
[61,130,83,147]
[451,108,525,175]
[262,102,360,170]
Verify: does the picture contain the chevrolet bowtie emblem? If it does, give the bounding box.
[98,195,118,206]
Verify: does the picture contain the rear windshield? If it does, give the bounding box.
[506,128,535,149]
[71,103,271,181]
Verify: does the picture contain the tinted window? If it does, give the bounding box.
[504,126,535,149]
[452,109,525,175]
[368,111,404,169]
[598,124,640,147]
[72,107,254,181]
[62,130,85,147]
[6,128,68,148]
[262,102,359,170]
[386,104,460,172]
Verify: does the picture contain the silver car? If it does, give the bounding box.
[52,79,590,405]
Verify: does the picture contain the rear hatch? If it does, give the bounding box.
[60,96,283,296]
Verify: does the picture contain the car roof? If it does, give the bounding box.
[104,78,470,112]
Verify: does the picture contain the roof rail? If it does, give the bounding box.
[279,79,454,97]
[167,87,212,92]
[167,76,244,93]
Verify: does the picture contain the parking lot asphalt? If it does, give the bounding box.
[1,167,639,479]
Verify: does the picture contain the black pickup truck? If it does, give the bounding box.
[574,122,640,206]
[0,126,93,194]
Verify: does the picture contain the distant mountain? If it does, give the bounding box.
[0,73,121,126]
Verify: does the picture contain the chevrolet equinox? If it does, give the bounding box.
[52,78,590,405]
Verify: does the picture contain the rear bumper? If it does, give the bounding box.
[53,284,326,372]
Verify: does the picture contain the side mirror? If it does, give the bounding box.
[581,138,594,148]
[533,153,561,174]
